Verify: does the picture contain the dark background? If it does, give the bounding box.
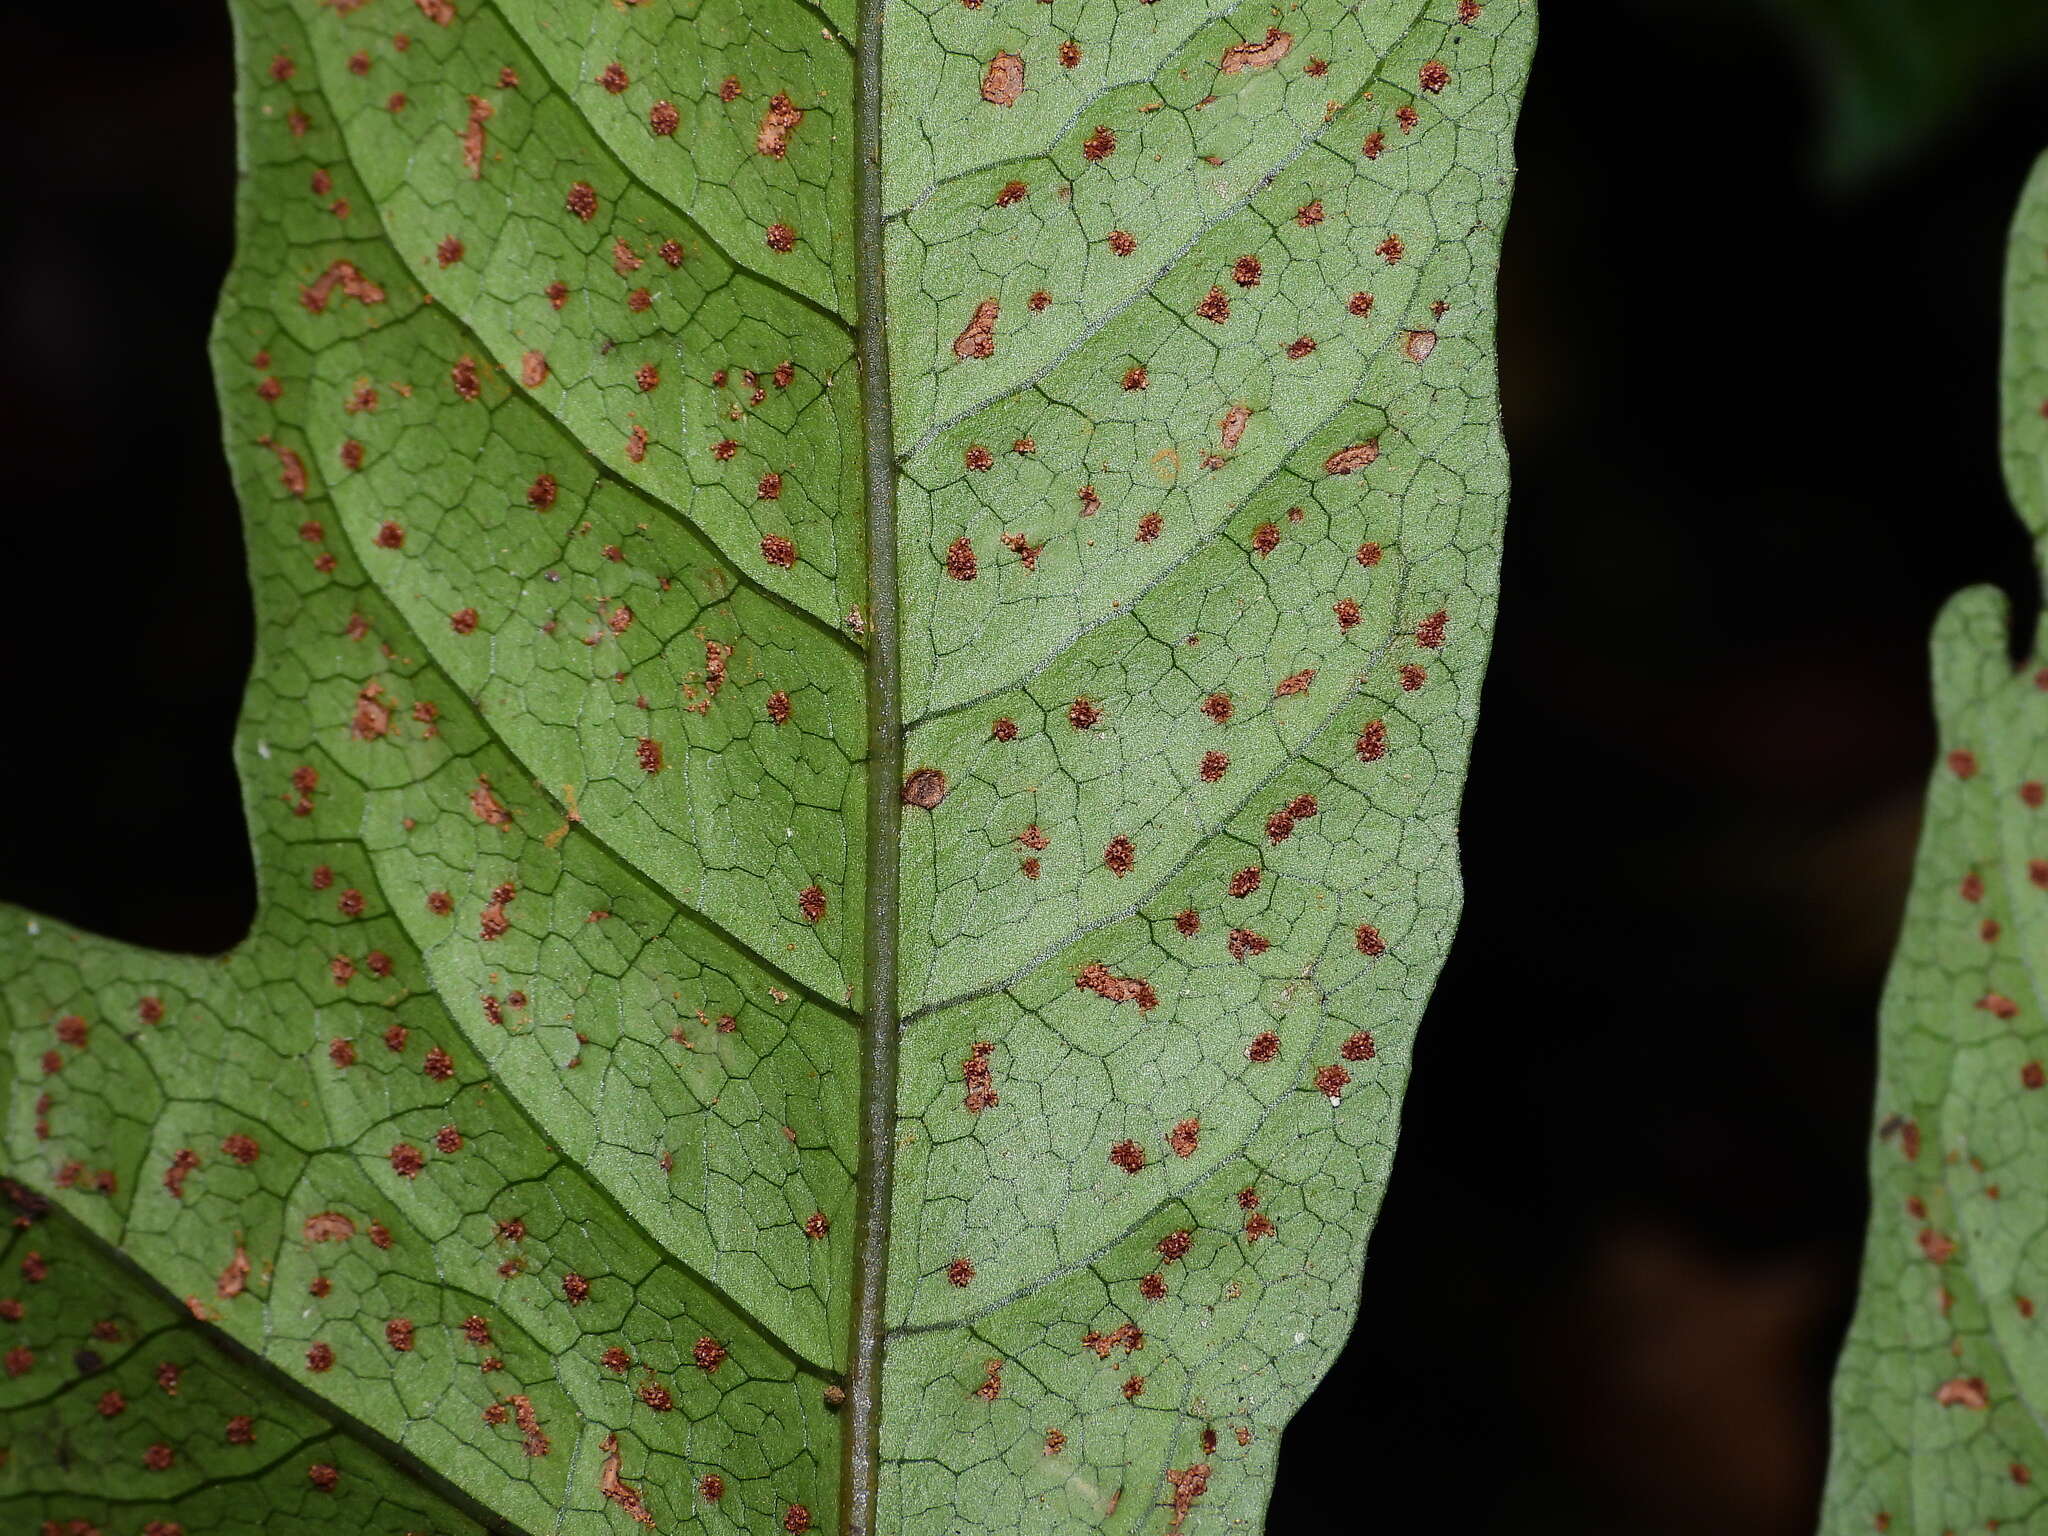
[5,3,2048,1531]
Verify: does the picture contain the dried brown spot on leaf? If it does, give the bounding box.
[1324,441,1380,475]
[1935,1376,1991,1410]
[1077,962,1158,1012]
[1219,405,1250,451]
[461,95,493,178]
[216,1245,250,1299]
[300,259,386,313]
[598,1434,656,1527]
[953,298,1000,360]
[982,51,1025,106]
[1219,28,1293,73]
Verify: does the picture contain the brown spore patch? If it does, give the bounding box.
[566,181,599,221]
[903,767,950,808]
[944,536,978,580]
[1109,1139,1147,1173]
[1104,835,1136,876]
[1082,125,1117,161]
[756,93,804,157]
[1002,532,1044,568]
[1166,1117,1200,1157]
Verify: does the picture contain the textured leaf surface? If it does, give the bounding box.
[0,0,1527,1530]
[1821,151,2048,1534]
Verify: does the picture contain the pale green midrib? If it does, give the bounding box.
[844,0,902,1529]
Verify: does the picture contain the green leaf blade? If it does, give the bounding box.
[0,0,1528,1529]
[1822,151,2048,1535]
